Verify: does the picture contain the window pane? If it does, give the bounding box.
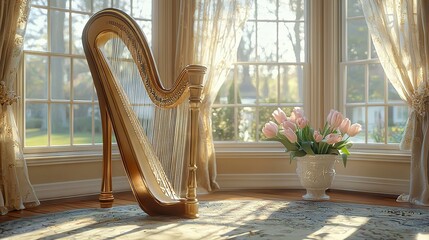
[49,0,70,9]
[212,107,235,141]
[279,0,305,21]
[73,104,93,144]
[26,103,48,147]
[347,0,363,17]
[238,107,256,142]
[346,106,365,143]
[279,22,305,62]
[237,65,257,104]
[24,8,48,51]
[258,65,278,103]
[214,70,234,104]
[133,0,152,19]
[280,65,303,103]
[368,106,385,143]
[368,64,385,103]
[388,81,402,101]
[73,58,94,100]
[71,0,91,12]
[346,65,365,103]
[71,13,90,55]
[388,106,408,143]
[25,55,48,99]
[238,22,256,62]
[51,103,70,146]
[113,0,131,13]
[94,105,102,144]
[257,0,276,20]
[33,0,47,6]
[50,10,69,54]
[347,19,368,60]
[93,0,111,12]
[257,22,277,62]
[51,56,70,100]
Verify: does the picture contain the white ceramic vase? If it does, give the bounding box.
[296,154,337,201]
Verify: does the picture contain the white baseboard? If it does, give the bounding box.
[216,173,409,195]
[34,176,131,200]
[33,174,410,200]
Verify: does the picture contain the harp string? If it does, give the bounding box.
[100,32,188,197]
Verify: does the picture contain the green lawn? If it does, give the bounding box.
[25,129,102,146]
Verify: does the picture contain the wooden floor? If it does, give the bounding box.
[0,189,422,223]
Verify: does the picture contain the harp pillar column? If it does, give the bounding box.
[99,105,114,208]
[185,65,206,218]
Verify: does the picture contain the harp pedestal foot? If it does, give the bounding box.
[184,201,199,219]
[99,192,114,208]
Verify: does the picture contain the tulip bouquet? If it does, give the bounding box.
[262,107,362,167]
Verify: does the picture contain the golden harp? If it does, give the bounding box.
[82,8,205,218]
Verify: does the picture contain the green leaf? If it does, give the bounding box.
[301,141,315,155]
[278,134,299,151]
[340,146,350,155]
[341,153,348,167]
[328,148,340,155]
[313,142,319,154]
[289,150,306,162]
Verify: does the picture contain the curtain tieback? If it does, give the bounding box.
[0,81,19,106]
[411,81,429,116]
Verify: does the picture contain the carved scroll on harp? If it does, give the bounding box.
[82,8,206,218]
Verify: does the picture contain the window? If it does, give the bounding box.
[22,0,408,153]
[212,0,306,142]
[23,0,152,150]
[212,0,408,149]
[341,0,408,145]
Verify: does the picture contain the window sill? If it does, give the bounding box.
[214,142,411,163]
[24,142,411,166]
[25,150,121,166]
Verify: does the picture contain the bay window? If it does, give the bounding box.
[21,0,407,156]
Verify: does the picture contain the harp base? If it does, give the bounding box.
[99,192,114,208]
[184,201,199,219]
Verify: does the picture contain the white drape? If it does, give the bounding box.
[175,0,253,192]
[0,0,39,215]
[360,0,429,205]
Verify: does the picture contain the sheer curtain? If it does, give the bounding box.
[360,0,429,205]
[0,0,39,214]
[175,0,253,192]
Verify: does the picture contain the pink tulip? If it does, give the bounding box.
[313,131,323,142]
[295,117,308,129]
[328,110,343,129]
[282,128,298,143]
[272,108,287,124]
[282,120,296,131]
[347,123,362,137]
[262,121,278,138]
[327,109,336,123]
[325,133,342,144]
[292,107,305,119]
[339,118,351,134]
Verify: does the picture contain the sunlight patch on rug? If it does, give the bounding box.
[307,215,370,239]
[1,200,428,240]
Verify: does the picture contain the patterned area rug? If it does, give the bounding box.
[1,200,428,240]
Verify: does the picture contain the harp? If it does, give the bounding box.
[82,8,205,218]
